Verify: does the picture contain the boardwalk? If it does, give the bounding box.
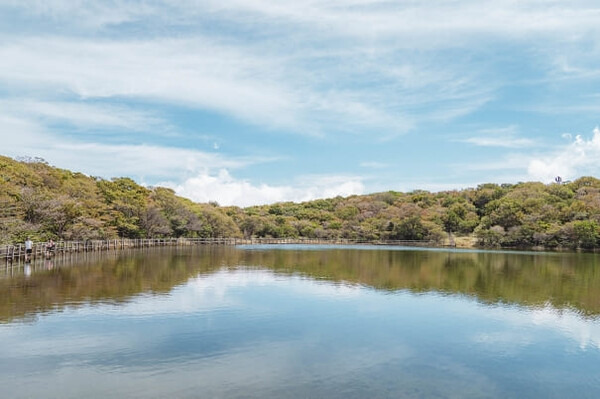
[1,237,443,262]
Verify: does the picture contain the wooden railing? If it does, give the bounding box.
[0,237,441,262]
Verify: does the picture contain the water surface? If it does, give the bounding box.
[1,246,599,398]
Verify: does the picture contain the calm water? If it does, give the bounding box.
[1,245,600,398]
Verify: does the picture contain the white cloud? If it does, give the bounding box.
[0,0,160,30]
[464,136,535,148]
[13,1,598,42]
[0,36,423,137]
[0,37,304,131]
[0,114,263,180]
[530,306,600,350]
[165,170,365,207]
[444,128,600,187]
[0,0,599,194]
[3,0,551,139]
[360,161,388,169]
[484,304,600,351]
[52,142,252,179]
[0,99,166,132]
[88,269,364,318]
[468,303,600,358]
[0,114,49,148]
[462,126,536,148]
[527,127,600,182]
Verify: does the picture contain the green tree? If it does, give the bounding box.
[573,220,600,249]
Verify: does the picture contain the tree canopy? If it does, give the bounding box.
[2,155,600,249]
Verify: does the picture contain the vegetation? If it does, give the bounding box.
[2,155,600,249]
[0,156,240,243]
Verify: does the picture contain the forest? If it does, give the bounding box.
[1,155,600,249]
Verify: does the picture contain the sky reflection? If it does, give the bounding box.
[1,266,600,398]
[2,246,600,398]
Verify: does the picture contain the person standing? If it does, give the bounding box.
[25,237,33,261]
[46,239,55,257]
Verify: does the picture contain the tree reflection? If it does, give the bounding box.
[1,246,599,322]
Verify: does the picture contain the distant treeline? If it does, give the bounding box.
[1,155,600,249]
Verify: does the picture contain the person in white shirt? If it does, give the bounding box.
[25,237,33,261]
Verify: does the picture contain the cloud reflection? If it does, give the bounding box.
[1,266,599,398]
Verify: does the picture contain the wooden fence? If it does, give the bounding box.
[0,237,441,262]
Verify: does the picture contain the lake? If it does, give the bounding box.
[1,245,599,398]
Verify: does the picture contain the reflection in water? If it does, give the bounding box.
[23,262,31,278]
[1,245,600,323]
[44,258,54,270]
[0,246,599,398]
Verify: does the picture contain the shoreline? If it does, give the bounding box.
[3,236,597,263]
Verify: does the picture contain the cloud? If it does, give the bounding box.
[0,0,599,195]
[52,143,254,179]
[462,125,536,148]
[0,35,425,137]
[165,170,365,207]
[90,269,364,318]
[463,137,535,148]
[530,306,600,350]
[0,37,307,131]
[0,114,49,148]
[527,127,600,182]
[478,304,600,351]
[0,1,522,139]
[0,99,167,133]
[460,155,532,172]
[13,1,598,42]
[447,127,600,186]
[0,114,265,180]
[360,161,388,169]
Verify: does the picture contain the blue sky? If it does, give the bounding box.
[1,0,599,206]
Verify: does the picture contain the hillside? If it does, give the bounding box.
[1,155,600,249]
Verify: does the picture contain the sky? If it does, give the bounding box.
[0,0,599,207]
